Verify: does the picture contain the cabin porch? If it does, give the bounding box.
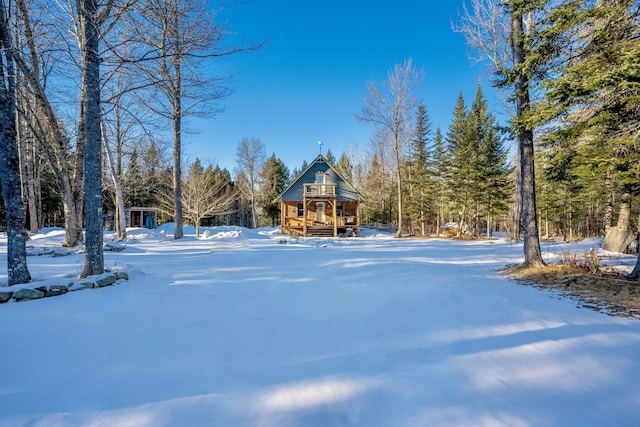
[280,199,360,237]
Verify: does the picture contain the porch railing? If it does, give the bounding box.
[304,183,336,197]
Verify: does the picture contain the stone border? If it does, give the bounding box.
[0,270,129,303]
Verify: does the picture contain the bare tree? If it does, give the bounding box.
[0,0,31,285]
[101,121,127,240]
[357,57,423,237]
[182,159,235,237]
[236,137,265,229]
[11,0,85,247]
[128,0,261,240]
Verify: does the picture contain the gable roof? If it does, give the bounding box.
[274,154,364,202]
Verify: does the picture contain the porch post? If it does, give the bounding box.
[333,200,337,237]
[280,201,285,233]
[303,196,307,236]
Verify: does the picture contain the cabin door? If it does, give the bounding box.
[316,202,325,223]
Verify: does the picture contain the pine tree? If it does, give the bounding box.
[431,127,449,236]
[258,153,290,226]
[470,85,512,237]
[336,153,353,182]
[123,148,144,208]
[324,149,336,167]
[535,0,640,259]
[140,143,161,206]
[404,104,432,236]
[363,153,389,224]
[446,92,474,237]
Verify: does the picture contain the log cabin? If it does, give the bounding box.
[275,154,364,237]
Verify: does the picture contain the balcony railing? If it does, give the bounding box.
[304,183,336,197]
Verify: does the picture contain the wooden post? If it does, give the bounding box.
[280,201,285,234]
[333,200,337,237]
[303,196,307,236]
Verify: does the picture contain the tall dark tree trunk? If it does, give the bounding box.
[172,98,183,239]
[0,0,31,285]
[79,0,103,278]
[172,11,183,240]
[510,6,543,267]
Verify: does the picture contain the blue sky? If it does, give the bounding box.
[186,1,500,173]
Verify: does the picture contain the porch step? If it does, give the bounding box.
[307,227,336,237]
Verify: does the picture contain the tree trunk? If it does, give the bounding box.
[173,106,183,239]
[602,193,634,253]
[0,3,31,285]
[172,17,183,239]
[511,7,543,266]
[394,135,403,238]
[13,0,84,247]
[101,122,126,239]
[629,233,640,281]
[79,0,104,278]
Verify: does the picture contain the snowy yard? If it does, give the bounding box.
[1,226,639,427]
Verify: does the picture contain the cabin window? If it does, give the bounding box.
[297,203,303,217]
[336,204,344,217]
[315,172,325,184]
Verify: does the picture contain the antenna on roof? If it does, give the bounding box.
[317,141,324,155]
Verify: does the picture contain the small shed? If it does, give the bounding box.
[126,207,158,229]
[274,154,364,237]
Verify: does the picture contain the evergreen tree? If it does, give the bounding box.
[324,149,336,167]
[209,166,234,226]
[430,127,449,236]
[258,153,290,226]
[535,0,640,258]
[363,153,388,224]
[404,104,432,236]
[446,92,474,237]
[336,153,353,182]
[469,85,511,237]
[123,148,144,208]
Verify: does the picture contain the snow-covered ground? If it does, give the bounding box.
[1,226,639,427]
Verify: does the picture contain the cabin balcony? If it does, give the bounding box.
[304,183,336,198]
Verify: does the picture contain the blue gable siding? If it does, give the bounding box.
[280,155,361,202]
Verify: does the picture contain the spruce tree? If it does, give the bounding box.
[124,148,143,208]
[431,127,449,236]
[404,104,432,236]
[336,153,353,182]
[258,153,290,226]
[324,149,336,167]
[470,85,511,237]
[446,92,474,237]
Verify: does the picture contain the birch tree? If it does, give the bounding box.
[236,137,265,229]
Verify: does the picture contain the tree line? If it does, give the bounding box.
[1,0,638,285]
